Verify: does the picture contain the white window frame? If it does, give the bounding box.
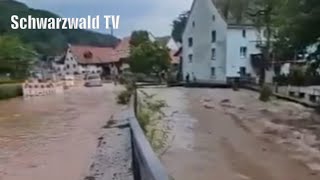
[188,37,193,47]
[211,67,216,77]
[240,47,247,58]
[211,30,216,43]
[211,48,216,60]
[242,29,246,38]
[188,54,193,63]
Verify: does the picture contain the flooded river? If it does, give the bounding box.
[143,87,320,180]
[0,85,121,180]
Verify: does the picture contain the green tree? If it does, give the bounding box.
[171,11,189,43]
[129,41,170,76]
[248,0,283,86]
[0,35,36,79]
[288,67,306,86]
[130,30,150,47]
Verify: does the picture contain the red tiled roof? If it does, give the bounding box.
[115,36,130,59]
[70,45,118,64]
[69,37,131,65]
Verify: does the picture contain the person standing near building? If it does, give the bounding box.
[110,64,119,86]
[186,73,190,83]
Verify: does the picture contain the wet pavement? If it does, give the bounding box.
[0,84,122,180]
[143,87,320,180]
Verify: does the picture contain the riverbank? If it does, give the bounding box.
[0,84,22,100]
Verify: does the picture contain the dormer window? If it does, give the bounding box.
[83,51,93,59]
[242,30,246,38]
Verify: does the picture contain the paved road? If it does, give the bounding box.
[0,85,122,180]
[143,87,320,180]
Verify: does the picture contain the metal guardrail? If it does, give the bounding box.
[129,91,170,180]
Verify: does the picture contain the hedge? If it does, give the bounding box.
[0,84,23,100]
[0,79,24,85]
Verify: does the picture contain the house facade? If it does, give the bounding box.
[182,0,272,83]
[52,37,130,79]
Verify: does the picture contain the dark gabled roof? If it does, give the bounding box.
[155,36,171,47]
[211,0,254,26]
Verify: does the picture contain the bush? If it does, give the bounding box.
[288,67,306,86]
[0,84,23,100]
[116,90,132,105]
[232,82,239,91]
[0,79,24,85]
[259,85,273,102]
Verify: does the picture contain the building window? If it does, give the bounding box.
[263,29,267,38]
[211,48,216,60]
[73,64,76,68]
[212,15,216,21]
[242,30,246,38]
[71,57,74,60]
[240,47,247,58]
[192,21,195,27]
[240,67,246,76]
[66,64,70,69]
[188,37,193,47]
[211,67,216,77]
[188,54,193,63]
[211,31,216,43]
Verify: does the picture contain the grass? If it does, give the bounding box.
[0,83,23,100]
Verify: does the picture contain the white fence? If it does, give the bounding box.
[277,85,320,103]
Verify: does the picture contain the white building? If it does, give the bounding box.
[182,0,273,83]
[52,37,130,79]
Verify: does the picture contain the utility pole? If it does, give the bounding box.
[110,25,114,36]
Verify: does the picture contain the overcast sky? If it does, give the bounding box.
[17,0,192,38]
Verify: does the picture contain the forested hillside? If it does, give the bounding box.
[0,0,119,55]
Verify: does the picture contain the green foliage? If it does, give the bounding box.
[171,11,189,43]
[0,0,118,55]
[0,35,36,79]
[0,79,24,85]
[116,75,136,105]
[116,90,132,105]
[288,67,306,86]
[0,83,22,100]
[136,90,170,153]
[129,41,170,75]
[130,30,150,47]
[259,85,273,102]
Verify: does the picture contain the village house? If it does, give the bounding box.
[52,37,130,79]
[182,0,275,84]
[156,36,181,65]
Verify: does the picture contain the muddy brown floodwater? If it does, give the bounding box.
[143,87,320,180]
[0,84,121,180]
